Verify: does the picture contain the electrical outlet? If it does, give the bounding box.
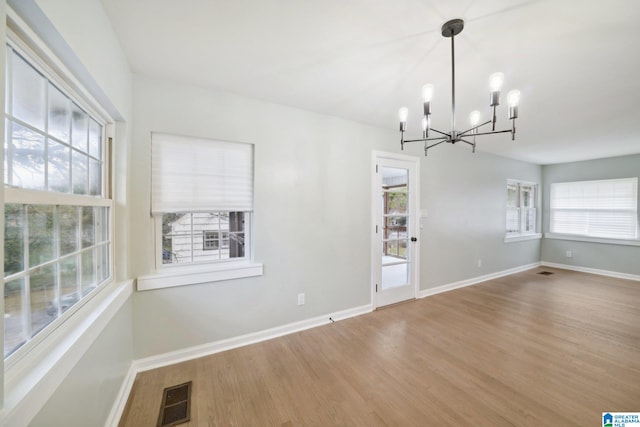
[297,293,305,305]
[477,259,482,268]
[566,250,573,258]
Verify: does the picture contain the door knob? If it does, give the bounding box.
[410,237,417,242]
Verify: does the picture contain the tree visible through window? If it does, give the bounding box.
[3,43,111,358]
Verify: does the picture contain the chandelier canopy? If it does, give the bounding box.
[398,18,520,156]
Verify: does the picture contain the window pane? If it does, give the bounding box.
[48,83,71,143]
[72,150,88,194]
[11,51,45,130]
[59,256,79,315]
[4,204,24,276]
[4,277,26,357]
[11,121,45,190]
[30,264,56,336]
[59,205,79,255]
[71,104,88,151]
[506,207,520,233]
[384,216,407,239]
[29,205,54,267]
[95,207,108,244]
[81,206,95,248]
[89,159,101,196]
[81,249,95,290]
[48,139,70,192]
[507,183,518,207]
[89,118,102,159]
[521,185,534,208]
[96,244,109,284]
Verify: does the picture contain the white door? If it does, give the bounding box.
[372,152,420,308]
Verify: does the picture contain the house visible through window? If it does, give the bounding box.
[161,212,244,264]
[151,133,253,268]
[506,180,538,238]
[550,178,638,240]
[3,42,112,358]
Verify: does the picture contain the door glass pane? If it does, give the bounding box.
[30,264,56,336]
[4,277,26,357]
[382,263,408,289]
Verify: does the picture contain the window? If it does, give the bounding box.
[550,178,638,240]
[151,133,253,268]
[506,180,538,239]
[4,43,112,358]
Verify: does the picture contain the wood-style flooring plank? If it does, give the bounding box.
[119,267,640,426]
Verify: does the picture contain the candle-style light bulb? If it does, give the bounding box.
[507,90,520,120]
[398,107,408,123]
[469,110,481,127]
[421,84,434,102]
[489,72,504,92]
[507,90,520,107]
[398,107,408,132]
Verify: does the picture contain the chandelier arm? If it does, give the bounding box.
[426,140,446,150]
[429,128,450,137]
[472,129,513,137]
[459,138,476,147]
[402,136,447,144]
[458,120,493,137]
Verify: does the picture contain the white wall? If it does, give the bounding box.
[541,154,640,275]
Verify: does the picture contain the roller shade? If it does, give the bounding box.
[550,178,638,240]
[151,133,253,214]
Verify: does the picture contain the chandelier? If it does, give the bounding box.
[398,19,520,156]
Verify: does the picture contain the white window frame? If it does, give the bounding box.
[504,179,541,243]
[3,25,114,365]
[138,135,263,291]
[546,177,639,245]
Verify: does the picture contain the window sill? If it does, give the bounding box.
[544,233,640,247]
[504,233,542,243]
[136,261,264,291]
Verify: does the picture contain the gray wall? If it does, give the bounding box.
[419,146,542,288]
[130,75,543,359]
[541,154,640,275]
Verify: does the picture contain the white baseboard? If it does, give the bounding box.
[417,262,542,298]
[541,261,640,281]
[104,363,137,427]
[106,303,372,426]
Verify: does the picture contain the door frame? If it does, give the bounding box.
[371,150,421,309]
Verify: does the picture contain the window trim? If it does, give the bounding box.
[505,179,539,242]
[4,22,115,362]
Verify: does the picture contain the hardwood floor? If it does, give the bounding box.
[119,267,640,426]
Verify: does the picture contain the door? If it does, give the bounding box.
[372,152,420,308]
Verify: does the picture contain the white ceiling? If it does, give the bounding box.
[101,0,640,165]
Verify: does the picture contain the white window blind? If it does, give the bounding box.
[550,178,638,240]
[151,133,253,214]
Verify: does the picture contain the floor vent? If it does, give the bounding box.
[157,381,192,427]
[537,271,554,276]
